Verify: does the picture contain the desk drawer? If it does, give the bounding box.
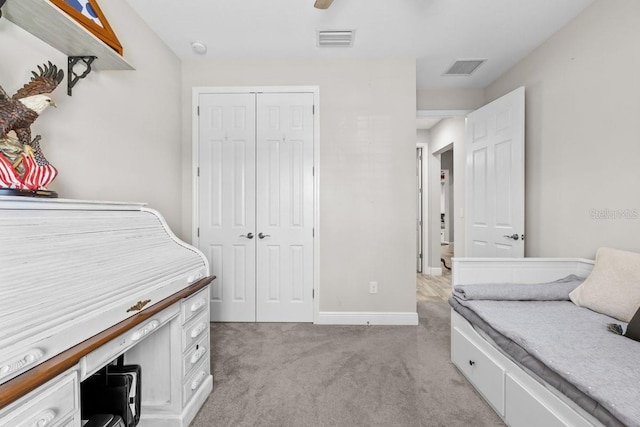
[81,303,180,379]
[0,370,78,427]
[182,360,209,407]
[182,312,208,351]
[181,288,208,325]
[1,346,54,385]
[183,335,209,378]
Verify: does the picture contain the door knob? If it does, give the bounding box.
[240,233,254,239]
[258,233,271,239]
[503,233,519,241]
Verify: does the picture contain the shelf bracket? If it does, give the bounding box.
[67,56,97,96]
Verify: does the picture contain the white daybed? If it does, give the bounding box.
[450,257,639,427]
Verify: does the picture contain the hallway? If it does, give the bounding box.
[416,244,453,302]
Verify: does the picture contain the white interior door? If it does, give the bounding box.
[465,87,525,257]
[198,93,256,321]
[256,93,315,322]
[197,90,315,323]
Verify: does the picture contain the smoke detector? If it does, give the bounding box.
[191,42,207,55]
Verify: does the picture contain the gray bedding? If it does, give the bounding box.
[453,274,584,301]
[450,294,640,427]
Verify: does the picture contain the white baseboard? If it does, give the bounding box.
[424,267,443,276]
[316,311,419,325]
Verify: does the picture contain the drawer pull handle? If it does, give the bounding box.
[190,347,207,365]
[190,298,206,313]
[191,371,207,391]
[132,320,160,341]
[190,322,207,339]
[469,360,475,366]
[35,409,56,427]
[0,348,44,378]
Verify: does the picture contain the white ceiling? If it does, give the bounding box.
[124,0,593,91]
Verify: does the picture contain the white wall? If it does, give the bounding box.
[181,59,417,314]
[416,129,430,145]
[485,0,640,258]
[417,88,485,110]
[0,0,183,235]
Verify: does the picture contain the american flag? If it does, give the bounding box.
[20,139,58,190]
[0,152,22,189]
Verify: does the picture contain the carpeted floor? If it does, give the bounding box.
[190,301,505,427]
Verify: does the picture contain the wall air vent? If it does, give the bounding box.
[317,30,355,47]
[443,59,487,76]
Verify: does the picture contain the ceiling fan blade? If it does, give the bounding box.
[314,0,334,9]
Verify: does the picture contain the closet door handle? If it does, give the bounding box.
[240,233,254,239]
[258,233,270,239]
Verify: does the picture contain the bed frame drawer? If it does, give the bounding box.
[504,372,599,427]
[451,327,505,416]
[506,374,568,427]
[451,309,603,427]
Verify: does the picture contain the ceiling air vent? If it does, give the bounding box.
[317,30,355,47]
[443,59,487,76]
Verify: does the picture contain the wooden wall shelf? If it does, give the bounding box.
[4,0,133,71]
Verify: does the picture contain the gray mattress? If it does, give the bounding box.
[450,297,640,427]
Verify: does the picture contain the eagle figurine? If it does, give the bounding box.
[0,62,64,146]
[0,62,63,190]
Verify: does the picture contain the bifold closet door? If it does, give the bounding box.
[198,93,257,322]
[198,92,314,323]
[255,93,314,322]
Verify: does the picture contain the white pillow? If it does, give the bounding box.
[569,247,640,322]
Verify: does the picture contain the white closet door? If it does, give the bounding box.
[256,93,315,322]
[198,93,256,322]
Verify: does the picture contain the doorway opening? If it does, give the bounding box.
[416,110,469,302]
[416,147,455,302]
[416,111,468,273]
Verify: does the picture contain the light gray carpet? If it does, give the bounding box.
[190,302,505,427]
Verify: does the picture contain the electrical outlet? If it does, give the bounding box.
[369,281,378,294]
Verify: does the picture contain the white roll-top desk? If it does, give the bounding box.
[0,198,214,427]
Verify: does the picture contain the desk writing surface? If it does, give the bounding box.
[0,199,209,387]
